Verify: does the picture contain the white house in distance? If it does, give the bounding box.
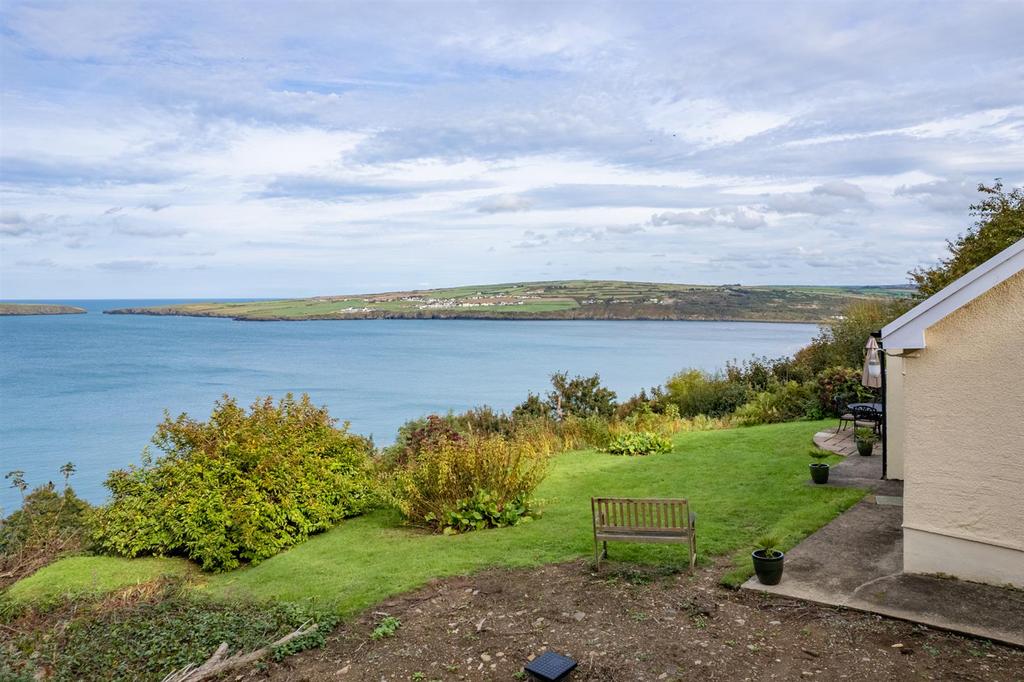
[881,238,1024,588]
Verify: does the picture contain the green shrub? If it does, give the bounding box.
[605,431,672,456]
[547,372,617,419]
[662,369,752,418]
[383,414,465,469]
[387,434,546,533]
[441,489,535,534]
[733,381,813,426]
[814,366,872,416]
[92,394,375,571]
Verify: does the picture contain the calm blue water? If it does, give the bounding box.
[0,300,817,511]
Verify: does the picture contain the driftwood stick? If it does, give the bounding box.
[161,622,318,682]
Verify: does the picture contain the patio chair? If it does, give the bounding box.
[834,396,855,433]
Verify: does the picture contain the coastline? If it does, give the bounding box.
[0,304,87,316]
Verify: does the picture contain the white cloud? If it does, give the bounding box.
[476,194,532,213]
[646,98,791,148]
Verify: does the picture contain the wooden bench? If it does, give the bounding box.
[591,497,696,569]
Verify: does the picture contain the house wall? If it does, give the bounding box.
[900,269,1024,587]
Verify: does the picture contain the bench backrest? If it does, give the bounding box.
[592,497,691,532]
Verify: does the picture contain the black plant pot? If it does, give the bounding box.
[752,549,785,585]
[809,463,830,484]
[856,439,875,456]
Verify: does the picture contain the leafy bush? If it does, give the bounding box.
[547,372,617,419]
[387,434,546,533]
[2,580,336,682]
[441,489,535,533]
[605,431,672,456]
[1,465,92,589]
[733,381,813,426]
[92,394,375,571]
[384,414,465,469]
[662,369,752,418]
[814,366,872,416]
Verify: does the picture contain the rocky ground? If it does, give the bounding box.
[253,558,1023,681]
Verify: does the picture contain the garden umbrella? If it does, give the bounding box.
[862,336,882,388]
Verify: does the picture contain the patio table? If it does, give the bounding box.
[848,402,883,434]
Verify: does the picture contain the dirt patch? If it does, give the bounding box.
[255,559,1023,681]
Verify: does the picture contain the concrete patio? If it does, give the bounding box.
[743,428,1024,647]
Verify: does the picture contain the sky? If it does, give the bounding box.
[1,1,1022,299]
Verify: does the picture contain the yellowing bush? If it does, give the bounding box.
[387,434,547,533]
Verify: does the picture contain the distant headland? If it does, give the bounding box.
[0,303,87,316]
[104,280,912,323]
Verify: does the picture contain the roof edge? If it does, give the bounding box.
[881,238,1024,349]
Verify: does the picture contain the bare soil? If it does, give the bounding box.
[254,559,1023,681]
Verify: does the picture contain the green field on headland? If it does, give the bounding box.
[0,303,86,316]
[104,280,912,323]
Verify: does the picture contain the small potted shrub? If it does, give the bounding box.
[808,449,830,484]
[751,534,784,585]
[855,427,877,457]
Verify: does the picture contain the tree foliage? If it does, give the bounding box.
[545,371,617,420]
[793,299,911,375]
[910,180,1024,297]
[92,394,375,571]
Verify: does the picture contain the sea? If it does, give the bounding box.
[0,300,817,511]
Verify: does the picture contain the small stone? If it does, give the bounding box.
[495,652,505,658]
[480,653,492,662]
[573,611,586,622]
[769,620,781,626]
[891,643,903,648]
[658,674,668,680]
[337,665,351,674]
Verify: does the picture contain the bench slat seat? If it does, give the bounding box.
[591,496,696,569]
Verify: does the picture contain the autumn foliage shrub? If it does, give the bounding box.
[92,394,375,571]
[386,434,547,533]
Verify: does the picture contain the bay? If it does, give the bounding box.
[0,300,817,510]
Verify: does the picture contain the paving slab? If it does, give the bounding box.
[743,499,1024,647]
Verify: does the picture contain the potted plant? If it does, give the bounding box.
[855,427,877,456]
[751,534,784,585]
[809,449,830,484]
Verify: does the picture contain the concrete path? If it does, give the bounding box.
[742,498,1024,647]
[813,429,903,495]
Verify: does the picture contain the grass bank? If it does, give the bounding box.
[6,421,862,614]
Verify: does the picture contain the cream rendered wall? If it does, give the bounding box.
[883,353,905,480]
[901,270,1024,588]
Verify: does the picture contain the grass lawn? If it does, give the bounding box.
[6,421,863,615]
